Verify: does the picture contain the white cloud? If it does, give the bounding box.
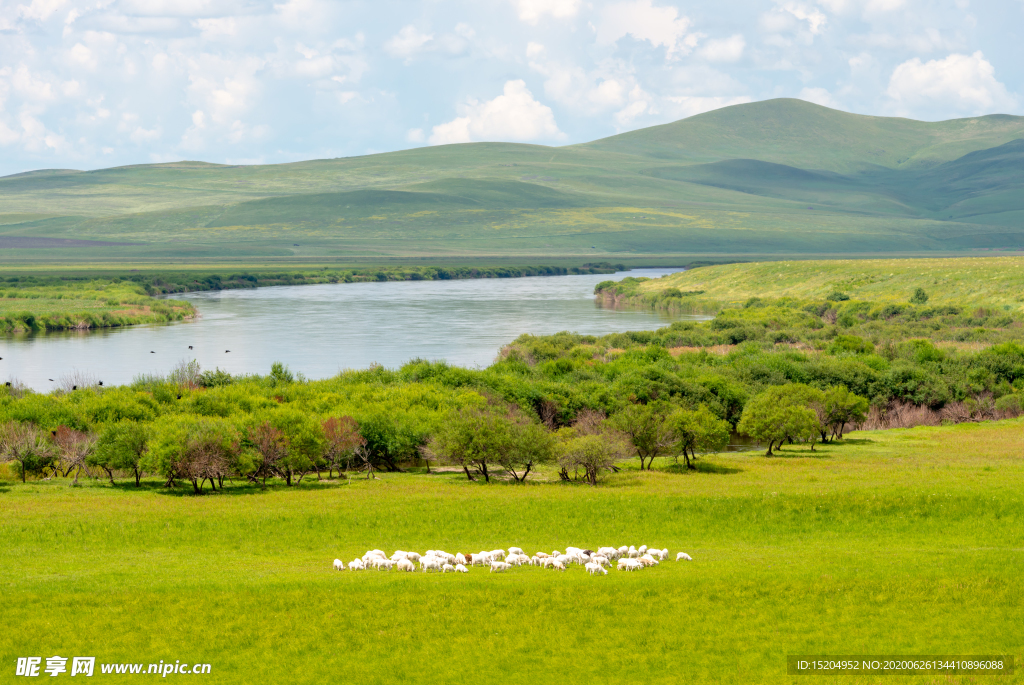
[17,0,66,22]
[761,3,827,41]
[887,51,1016,115]
[596,0,701,59]
[385,25,434,61]
[699,35,746,62]
[664,95,753,119]
[511,0,582,24]
[799,86,843,109]
[429,80,562,145]
[406,128,424,143]
[193,17,237,39]
[817,0,906,17]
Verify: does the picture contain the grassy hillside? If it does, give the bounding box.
[2,420,1022,683]
[2,99,1024,264]
[635,256,1024,311]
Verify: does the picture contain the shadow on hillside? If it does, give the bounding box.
[769,447,833,459]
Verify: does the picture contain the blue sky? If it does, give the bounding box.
[0,0,1021,175]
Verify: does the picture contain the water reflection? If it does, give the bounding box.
[3,268,709,391]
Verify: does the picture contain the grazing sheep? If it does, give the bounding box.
[639,545,648,555]
[348,559,365,571]
[551,550,562,557]
[420,557,442,572]
[391,551,409,562]
[489,561,512,573]
[540,557,555,568]
[617,558,641,572]
[442,564,455,573]
[333,558,344,571]
[534,552,550,559]
[627,546,639,558]
[551,560,566,572]
[396,559,415,572]
[585,562,608,576]
[591,555,610,567]
[455,564,468,573]
[508,546,524,555]
[566,547,583,556]
[676,552,692,561]
[507,553,529,566]
[470,553,488,566]
[406,552,422,563]
[617,546,629,556]
[489,549,506,561]
[638,555,657,567]
[455,553,467,565]
[598,547,620,560]
[555,554,572,567]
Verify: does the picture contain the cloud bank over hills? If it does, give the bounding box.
[0,0,1020,175]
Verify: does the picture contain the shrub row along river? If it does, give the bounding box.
[2,269,708,392]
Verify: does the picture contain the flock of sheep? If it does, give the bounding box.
[332,545,694,575]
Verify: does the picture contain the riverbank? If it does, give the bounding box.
[1,280,195,333]
[1,262,628,333]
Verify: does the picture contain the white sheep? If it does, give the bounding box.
[598,547,619,560]
[617,558,641,572]
[627,546,639,558]
[508,546,524,555]
[372,557,395,571]
[534,552,550,559]
[455,553,467,566]
[507,553,529,566]
[585,562,608,576]
[676,552,692,561]
[442,563,455,573]
[489,561,511,573]
[470,553,489,566]
[638,555,657,567]
[638,545,648,555]
[420,557,442,572]
[348,559,365,571]
[333,558,344,571]
[489,549,506,561]
[551,560,566,572]
[617,546,629,556]
[455,563,468,573]
[591,555,610,567]
[406,552,422,563]
[396,559,415,572]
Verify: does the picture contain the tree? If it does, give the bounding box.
[910,287,929,305]
[737,385,820,456]
[264,408,325,486]
[321,416,365,479]
[0,421,55,483]
[51,426,98,483]
[146,417,239,493]
[357,412,421,473]
[822,385,869,440]
[91,421,150,486]
[609,401,675,470]
[671,404,730,469]
[244,421,288,487]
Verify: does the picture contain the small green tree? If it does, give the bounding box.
[609,401,675,470]
[822,385,869,440]
[91,421,150,486]
[910,287,929,305]
[671,404,730,469]
[0,421,55,482]
[737,385,820,456]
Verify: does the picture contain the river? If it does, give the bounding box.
[2,268,707,391]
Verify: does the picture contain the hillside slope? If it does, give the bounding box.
[1,99,1022,264]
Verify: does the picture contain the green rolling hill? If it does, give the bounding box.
[1,98,1023,264]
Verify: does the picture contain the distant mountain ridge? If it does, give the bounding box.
[1,98,1023,262]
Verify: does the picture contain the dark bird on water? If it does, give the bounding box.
[188,346,193,350]
[150,351,155,353]
[48,379,54,381]
[225,350,231,353]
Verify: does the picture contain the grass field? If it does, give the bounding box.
[638,256,1024,312]
[3,99,1024,264]
[0,280,195,332]
[2,419,1021,683]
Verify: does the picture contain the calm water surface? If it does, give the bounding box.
[3,269,707,391]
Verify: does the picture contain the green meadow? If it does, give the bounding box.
[636,256,1024,312]
[3,99,1024,265]
[1,419,1022,684]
